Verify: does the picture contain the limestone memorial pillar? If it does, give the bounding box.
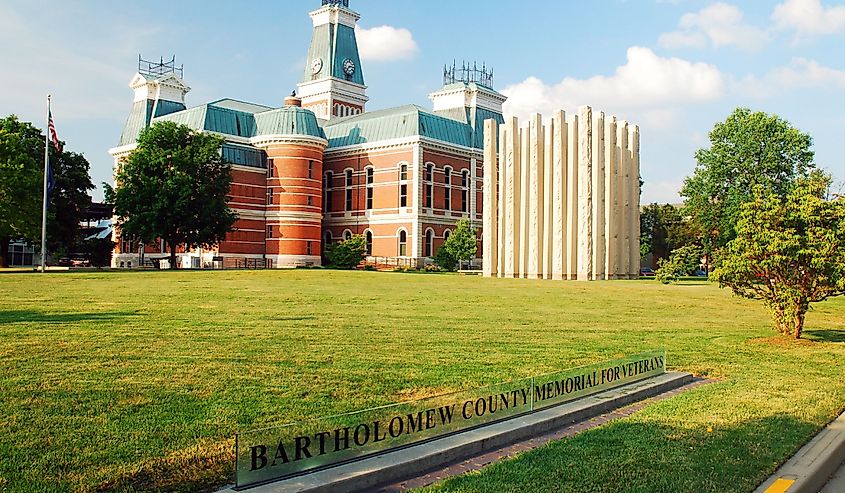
[551,111,567,280]
[577,106,593,282]
[497,124,507,277]
[527,114,544,279]
[483,119,498,278]
[604,116,619,279]
[591,111,606,280]
[566,114,579,280]
[628,125,641,279]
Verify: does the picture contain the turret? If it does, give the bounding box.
[297,0,368,119]
[117,56,190,147]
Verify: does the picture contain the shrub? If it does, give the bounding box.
[326,234,366,269]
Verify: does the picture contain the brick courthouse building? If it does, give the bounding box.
[109,0,505,268]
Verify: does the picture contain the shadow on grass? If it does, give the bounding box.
[0,310,140,325]
[804,329,845,343]
[424,413,818,493]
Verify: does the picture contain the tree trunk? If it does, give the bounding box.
[0,237,9,268]
[169,239,177,270]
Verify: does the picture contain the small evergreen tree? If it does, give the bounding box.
[443,219,477,270]
[433,245,457,271]
[712,173,845,338]
[326,234,366,269]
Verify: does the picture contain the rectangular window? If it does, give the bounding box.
[267,190,273,205]
[345,189,353,211]
[307,196,313,206]
[462,189,468,213]
[308,161,314,179]
[266,225,273,239]
[325,190,332,213]
[306,241,312,256]
[366,188,373,210]
[267,159,274,178]
[425,184,433,208]
[400,184,408,208]
[400,164,408,181]
[345,169,353,187]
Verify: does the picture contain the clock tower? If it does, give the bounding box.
[297,0,368,120]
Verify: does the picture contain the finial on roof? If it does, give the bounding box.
[321,0,349,7]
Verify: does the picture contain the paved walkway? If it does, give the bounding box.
[820,460,845,493]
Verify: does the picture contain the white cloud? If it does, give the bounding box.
[736,58,845,97]
[501,46,725,120]
[772,0,845,38]
[659,2,770,51]
[355,25,418,62]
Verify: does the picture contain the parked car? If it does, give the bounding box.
[640,267,655,276]
[693,269,707,277]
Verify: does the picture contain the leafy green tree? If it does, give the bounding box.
[106,122,235,269]
[443,219,477,270]
[654,245,703,284]
[326,234,366,269]
[0,116,44,267]
[47,151,94,256]
[432,245,457,271]
[712,173,845,339]
[640,203,693,266]
[681,108,815,255]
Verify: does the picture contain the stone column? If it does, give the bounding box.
[617,121,630,278]
[604,116,619,279]
[542,118,554,279]
[527,114,544,279]
[550,111,567,280]
[591,111,606,280]
[504,117,520,278]
[565,113,579,280]
[519,125,530,278]
[482,119,498,278]
[628,125,641,279]
[497,124,507,277]
[577,106,593,282]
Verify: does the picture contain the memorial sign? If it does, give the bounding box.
[234,349,666,489]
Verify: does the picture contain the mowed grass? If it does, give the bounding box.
[0,270,843,493]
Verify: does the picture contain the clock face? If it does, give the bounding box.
[342,58,356,76]
[311,58,323,74]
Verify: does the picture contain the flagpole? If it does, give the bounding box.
[40,95,50,273]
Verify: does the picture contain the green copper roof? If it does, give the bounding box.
[323,105,477,149]
[118,99,187,146]
[222,143,265,169]
[153,103,257,138]
[254,107,326,139]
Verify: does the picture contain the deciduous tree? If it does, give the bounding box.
[712,173,845,339]
[106,122,236,269]
[681,108,815,254]
[443,219,477,270]
[0,116,42,267]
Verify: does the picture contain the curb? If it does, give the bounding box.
[753,410,845,493]
[221,371,693,493]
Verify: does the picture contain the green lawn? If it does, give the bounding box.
[0,270,843,493]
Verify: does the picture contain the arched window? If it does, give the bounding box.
[424,229,434,257]
[324,230,333,246]
[399,163,408,181]
[398,230,408,257]
[344,230,353,241]
[365,230,373,255]
[461,170,470,213]
[444,166,452,211]
[444,229,451,242]
[365,167,374,210]
[424,163,434,209]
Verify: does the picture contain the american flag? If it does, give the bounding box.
[46,109,59,198]
[48,110,61,152]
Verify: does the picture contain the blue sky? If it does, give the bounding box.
[2,0,843,203]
